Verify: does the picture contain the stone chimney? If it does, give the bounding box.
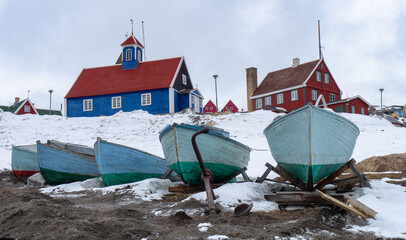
[292,58,300,68]
[246,67,258,112]
[14,97,20,104]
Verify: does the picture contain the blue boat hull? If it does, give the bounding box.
[37,141,100,185]
[94,138,169,186]
[263,105,360,186]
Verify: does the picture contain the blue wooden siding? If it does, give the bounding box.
[174,91,179,112]
[178,93,190,111]
[67,88,170,117]
[122,46,140,70]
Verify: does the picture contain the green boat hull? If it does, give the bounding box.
[278,162,345,184]
[101,172,164,186]
[170,161,239,185]
[40,168,97,186]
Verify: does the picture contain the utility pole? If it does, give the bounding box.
[379,88,384,112]
[49,89,53,115]
[213,74,218,112]
[318,20,322,59]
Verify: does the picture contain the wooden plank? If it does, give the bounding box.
[316,189,368,219]
[344,194,377,219]
[169,184,223,193]
[315,159,354,190]
[160,168,173,179]
[265,191,345,205]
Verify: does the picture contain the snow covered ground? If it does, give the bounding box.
[0,109,405,238]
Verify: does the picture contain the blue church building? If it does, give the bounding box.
[64,34,203,117]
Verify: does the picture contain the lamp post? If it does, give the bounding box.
[49,89,53,115]
[379,88,384,112]
[213,74,218,112]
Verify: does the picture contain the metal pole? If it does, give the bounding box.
[49,89,53,115]
[318,20,321,59]
[379,88,384,111]
[213,74,218,112]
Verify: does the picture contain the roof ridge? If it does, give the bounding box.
[265,59,319,76]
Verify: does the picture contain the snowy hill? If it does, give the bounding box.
[0,109,405,176]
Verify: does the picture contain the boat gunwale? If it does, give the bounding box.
[37,142,96,160]
[159,123,251,151]
[12,144,37,153]
[95,137,165,160]
[263,104,360,136]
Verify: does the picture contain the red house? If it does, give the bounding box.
[246,57,368,115]
[326,95,370,115]
[203,100,217,114]
[221,100,238,113]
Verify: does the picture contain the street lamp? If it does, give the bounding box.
[379,88,384,112]
[213,74,218,112]
[49,89,53,115]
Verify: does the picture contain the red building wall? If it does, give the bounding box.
[222,101,238,113]
[203,101,217,114]
[328,98,369,115]
[16,101,37,115]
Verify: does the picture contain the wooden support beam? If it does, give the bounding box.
[315,159,354,190]
[223,167,251,183]
[316,190,368,219]
[256,162,274,183]
[348,160,371,188]
[160,168,173,179]
[274,165,307,190]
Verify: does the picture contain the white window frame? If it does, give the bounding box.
[255,98,262,109]
[316,71,321,82]
[83,99,93,111]
[230,107,233,110]
[324,73,329,83]
[351,106,355,113]
[276,93,284,105]
[205,107,208,110]
[112,96,121,109]
[24,105,30,112]
[329,93,335,102]
[182,74,187,85]
[311,90,317,101]
[141,93,151,106]
[210,107,213,110]
[126,49,132,61]
[361,107,365,115]
[264,96,272,106]
[290,90,298,101]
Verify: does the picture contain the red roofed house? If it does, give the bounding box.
[203,100,217,114]
[65,34,203,117]
[221,100,238,113]
[247,57,369,115]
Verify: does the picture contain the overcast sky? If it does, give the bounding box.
[1,0,405,112]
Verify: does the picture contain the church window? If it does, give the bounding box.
[182,74,187,85]
[83,99,93,111]
[126,49,132,61]
[141,93,151,106]
[112,96,121,109]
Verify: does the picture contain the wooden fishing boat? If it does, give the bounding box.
[11,144,39,178]
[37,140,100,185]
[263,103,360,188]
[159,123,251,185]
[94,137,170,186]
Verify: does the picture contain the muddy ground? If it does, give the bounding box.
[0,171,384,240]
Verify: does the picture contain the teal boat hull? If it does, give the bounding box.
[94,138,169,186]
[11,144,39,178]
[263,105,360,187]
[159,123,251,185]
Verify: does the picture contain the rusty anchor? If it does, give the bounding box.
[191,128,219,214]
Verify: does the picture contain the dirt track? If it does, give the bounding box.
[0,170,382,240]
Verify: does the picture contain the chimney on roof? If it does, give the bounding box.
[246,67,258,112]
[292,58,300,68]
[14,97,20,104]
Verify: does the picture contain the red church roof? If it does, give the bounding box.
[121,35,144,47]
[65,57,182,98]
